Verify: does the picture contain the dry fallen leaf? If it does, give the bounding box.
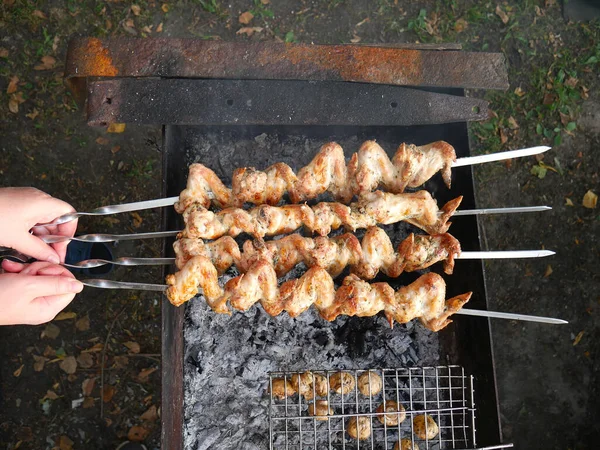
[499,128,508,145]
[110,145,121,154]
[13,364,24,377]
[544,265,553,278]
[138,367,158,383]
[161,3,169,13]
[43,390,59,401]
[34,55,56,70]
[83,397,95,408]
[8,97,19,114]
[565,198,574,206]
[82,377,96,396]
[350,34,361,43]
[122,18,137,35]
[42,323,60,339]
[77,352,94,369]
[113,355,130,369]
[565,76,578,88]
[58,435,74,450]
[0,47,8,58]
[59,356,77,374]
[495,5,509,24]
[102,385,116,403]
[261,0,270,4]
[582,190,597,209]
[124,341,141,353]
[54,311,77,321]
[140,404,158,422]
[239,11,254,24]
[95,136,109,145]
[7,75,19,94]
[32,9,47,19]
[156,22,163,33]
[454,18,468,33]
[75,315,90,331]
[236,27,263,36]
[128,426,150,442]
[26,108,39,120]
[131,4,141,16]
[52,35,60,53]
[507,116,519,129]
[130,213,143,229]
[514,87,525,97]
[107,123,126,133]
[33,355,49,372]
[573,330,584,346]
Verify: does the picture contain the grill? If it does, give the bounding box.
[268,366,476,450]
[65,38,510,450]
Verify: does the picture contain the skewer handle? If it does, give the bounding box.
[40,230,181,244]
[32,196,179,228]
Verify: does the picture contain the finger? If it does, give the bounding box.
[37,264,75,279]
[23,274,83,297]
[16,233,61,264]
[53,218,78,262]
[34,196,76,225]
[32,293,77,323]
[1,260,25,273]
[19,261,53,275]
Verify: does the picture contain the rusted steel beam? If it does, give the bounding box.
[65,38,508,104]
[86,78,488,126]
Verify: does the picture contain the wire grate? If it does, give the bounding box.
[268,366,477,450]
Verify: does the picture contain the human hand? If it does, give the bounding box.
[0,187,78,263]
[0,260,84,325]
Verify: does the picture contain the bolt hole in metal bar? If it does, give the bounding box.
[268,366,485,450]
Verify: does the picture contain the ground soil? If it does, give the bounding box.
[0,1,598,449]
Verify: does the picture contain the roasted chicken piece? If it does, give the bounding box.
[181,190,462,240]
[175,140,456,211]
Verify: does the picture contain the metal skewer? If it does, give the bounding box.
[0,249,551,269]
[452,145,551,167]
[78,279,568,325]
[453,205,551,216]
[32,146,549,229]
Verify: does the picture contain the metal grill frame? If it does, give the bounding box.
[268,365,479,450]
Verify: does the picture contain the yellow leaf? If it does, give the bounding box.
[7,75,18,94]
[582,190,597,209]
[8,98,19,114]
[514,87,525,97]
[107,123,126,133]
[544,265,553,278]
[130,212,143,228]
[128,425,150,442]
[161,3,169,13]
[507,116,519,129]
[43,390,59,400]
[13,364,24,377]
[495,5,509,24]
[236,27,263,36]
[58,435,74,450]
[32,9,47,19]
[156,22,163,33]
[261,0,270,4]
[565,198,574,206]
[573,330,584,346]
[454,18,468,33]
[54,311,77,321]
[25,108,39,120]
[124,341,141,353]
[239,11,254,24]
[131,4,141,16]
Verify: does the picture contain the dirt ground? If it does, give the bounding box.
[0,1,598,449]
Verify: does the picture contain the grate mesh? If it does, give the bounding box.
[268,365,476,450]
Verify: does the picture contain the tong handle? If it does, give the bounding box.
[82,279,168,292]
[32,196,179,228]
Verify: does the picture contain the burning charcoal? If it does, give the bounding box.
[357,371,382,396]
[307,400,333,421]
[377,400,406,425]
[347,416,371,440]
[413,414,439,440]
[329,372,356,395]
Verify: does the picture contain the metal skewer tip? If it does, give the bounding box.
[457,250,556,259]
[453,205,552,216]
[457,308,568,325]
[452,145,551,168]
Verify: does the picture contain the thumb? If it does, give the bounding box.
[25,274,84,297]
[17,233,61,264]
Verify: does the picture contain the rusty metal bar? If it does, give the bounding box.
[65,38,508,104]
[86,78,489,126]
